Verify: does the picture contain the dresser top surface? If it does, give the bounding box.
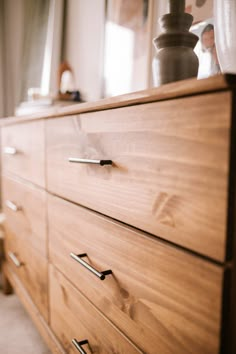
[1,74,236,126]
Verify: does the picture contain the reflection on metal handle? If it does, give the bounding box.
[70,253,112,280]
[68,158,112,166]
[5,200,21,212]
[72,339,88,354]
[8,252,22,268]
[3,146,17,155]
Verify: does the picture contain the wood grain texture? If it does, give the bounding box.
[2,175,47,257]
[50,266,143,354]
[3,262,65,354]
[1,74,235,126]
[46,91,230,261]
[48,194,223,354]
[4,229,48,322]
[1,120,45,187]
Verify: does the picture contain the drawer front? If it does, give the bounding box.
[48,195,223,354]
[2,176,47,257]
[50,266,142,354]
[5,229,48,321]
[46,92,230,261]
[2,121,45,187]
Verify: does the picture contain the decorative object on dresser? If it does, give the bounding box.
[152,0,199,86]
[1,74,236,353]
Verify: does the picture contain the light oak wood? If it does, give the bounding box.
[1,120,45,187]
[46,91,230,261]
[3,262,65,354]
[48,194,223,354]
[50,266,142,354]
[2,175,47,257]
[4,229,48,321]
[1,74,235,126]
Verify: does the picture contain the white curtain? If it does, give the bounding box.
[20,0,50,102]
[0,0,25,117]
[0,0,50,118]
[0,0,5,117]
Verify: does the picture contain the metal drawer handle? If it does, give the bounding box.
[8,252,22,268]
[5,200,21,212]
[68,158,112,166]
[72,339,88,354]
[3,146,17,155]
[70,253,112,280]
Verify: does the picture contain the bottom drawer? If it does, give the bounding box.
[50,266,142,354]
[5,230,48,322]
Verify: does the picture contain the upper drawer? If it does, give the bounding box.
[2,121,45,187]
[48,194,223,354]
[46,92,230,261]
[2,176,47,257]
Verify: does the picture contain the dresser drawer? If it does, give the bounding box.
[46,92,230,261]
[48,194,223,354]
[50,266,142,354]
[5,229,48,321]
[2,176,47,257]
[2,121,45,187]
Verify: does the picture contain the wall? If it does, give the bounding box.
[63,0,106,101]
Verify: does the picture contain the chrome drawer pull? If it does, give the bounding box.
[72,339,88,354]
[70,253,112,280]
[8,252,22,268]
[5,200,21,212]
[3,146,17,155]
[68,157,112,166]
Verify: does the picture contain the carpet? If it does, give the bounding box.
[0,289,51,354]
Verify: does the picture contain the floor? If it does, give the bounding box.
[0,283,51,354]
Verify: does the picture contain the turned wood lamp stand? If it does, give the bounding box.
[153,0,199,86]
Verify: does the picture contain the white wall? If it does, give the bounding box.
[64,0,106,101]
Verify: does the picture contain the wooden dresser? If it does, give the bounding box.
[1,74,236,354]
